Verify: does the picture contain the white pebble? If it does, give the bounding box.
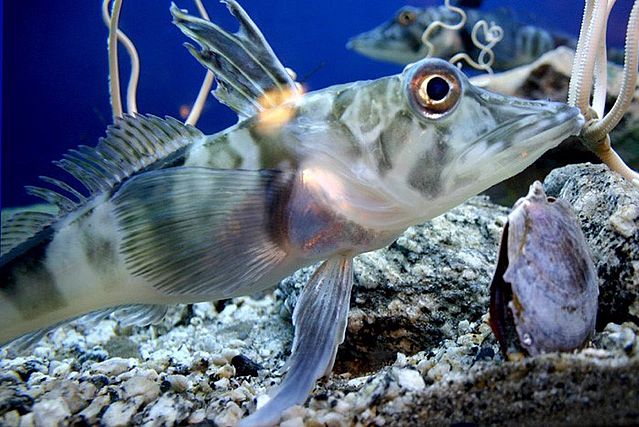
[32,399,70,426]
[217,364,236,379]
[280,417,305,427]
[121,376,160,403]
[214,377,230,390]
[165,374,190,392]
[213,401,243,426]
[101,396,144,427]
[144,395,192,426]
[92,358,136,376]
[77,395,111,424]
[393,368,426,391]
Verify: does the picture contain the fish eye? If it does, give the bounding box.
[397,10,417,26]
[405,61,462,120]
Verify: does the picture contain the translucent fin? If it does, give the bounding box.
[112,167,295,298]
[171,1,300,119]
[111,304,168,327]
[1,208,57,258]
[29,115,203,214]
[2,328,52,353]
[240,257,354,427]
[2,304,168,353]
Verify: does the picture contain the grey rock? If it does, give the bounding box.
[32,399,70,426]
[544,163,639,327]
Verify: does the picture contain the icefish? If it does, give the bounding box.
[1,1,583,425]
[347,2,574,70]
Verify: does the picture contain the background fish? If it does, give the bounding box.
[2,1,583,425]
[347,1,623,70]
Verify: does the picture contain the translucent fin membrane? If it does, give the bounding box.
[26,115,203,214]
[171,1,300,119]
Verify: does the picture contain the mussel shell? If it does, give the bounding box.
[489,181,598,356]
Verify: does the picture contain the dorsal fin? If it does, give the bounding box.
[2,115,202,262]
[1,207,57,257]
[25,114,203,214]
[171,1,301,119]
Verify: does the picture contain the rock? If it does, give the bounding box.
[121,376,160,404]
[92,358,137,376]
[40,381,86,414]
[162,374,190,393]
[0,410,20,426]
[216,364,235,379]
[142,394,193,426]
[32,399,70,426]
[378,350,639,425]
[75,394,111,424]
[230,355,263,377]
[101,396,145,427]
[544,163,639,327]
[0,387,33,416]
[391,368,425,392]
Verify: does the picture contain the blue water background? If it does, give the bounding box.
[1,0,634,208]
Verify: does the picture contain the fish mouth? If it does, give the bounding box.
[444,93,584,196]
[478,104,582,155]
[347,32,421,64]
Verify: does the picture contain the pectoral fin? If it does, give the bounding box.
[240,256,354,427]
[112,167,298,299]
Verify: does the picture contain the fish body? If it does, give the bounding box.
[1,1,583,425]
[347,4,572,70]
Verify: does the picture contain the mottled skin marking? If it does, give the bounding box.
[1,235,65,317]
[377,111,415,173]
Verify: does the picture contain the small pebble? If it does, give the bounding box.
[214,377,230,390]
[32,399,70,426]
[76,395,110,424]
[231,355,263,377]
[164,374,190,392]
[121,375,160,403]
[144,394,192,425]
[92,358,136,376]
[393,368,425,392]
[216,364,236,379]
[280,417,304,427]
[101,396,144,427]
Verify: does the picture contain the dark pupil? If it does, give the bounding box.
[426,76,450,101]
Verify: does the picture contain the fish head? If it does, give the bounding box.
[386,58,584,216]
[346,6,461,65]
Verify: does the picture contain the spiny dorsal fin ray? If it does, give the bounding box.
[171,1,300,119]
[1,207,57,258]
[3,115,202,264]
[112,167,298,298]
[28,115,203,214]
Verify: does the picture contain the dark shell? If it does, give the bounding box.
[489,181,598,356]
